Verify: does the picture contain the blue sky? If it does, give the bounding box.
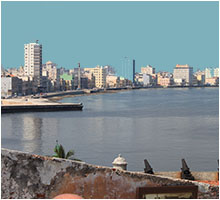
[1,1,219,78]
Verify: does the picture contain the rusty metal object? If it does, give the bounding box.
[144,159,154,174]
[181,159,195,180]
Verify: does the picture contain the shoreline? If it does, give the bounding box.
[46,85,219,101]
[48,88,130,101]
[2,85,218,103]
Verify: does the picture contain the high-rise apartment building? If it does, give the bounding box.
[205,68,212,79]
[214,68,219,77]
[84,66,107,88]
[24,42,42,90]
[173,64,193,86]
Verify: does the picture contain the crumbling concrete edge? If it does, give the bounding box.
[1,148,219,199]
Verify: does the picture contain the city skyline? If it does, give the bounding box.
[1,1,219,76]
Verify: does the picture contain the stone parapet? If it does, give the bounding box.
[1,148,219,199]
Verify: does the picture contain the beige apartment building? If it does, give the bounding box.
[42,61,59,82]
[106,75,119,88]
[197,74,205,85]
[84,66,107,88]
[205,77,219,85]
[194,71,205,85]
[214,68,219,77]
[141,65,155,75]
[157,72,173,87]
[42,61,60,91]
[173,64,193,86]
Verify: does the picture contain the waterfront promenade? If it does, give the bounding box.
[34,85,219,100]
[1,98,83,113]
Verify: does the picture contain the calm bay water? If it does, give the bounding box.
[1,88,219,171]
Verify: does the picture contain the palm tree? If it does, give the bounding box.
[53,140,74,159]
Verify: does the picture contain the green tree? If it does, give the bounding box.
[53,140,74,159]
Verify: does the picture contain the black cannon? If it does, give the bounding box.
[144,159,154,174]
[181,159,195,180]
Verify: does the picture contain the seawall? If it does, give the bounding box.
[1,98,83,113]
[1,148,219,199]
[1,103,83,113]
[42,85,219,99]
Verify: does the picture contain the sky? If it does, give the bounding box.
[1,1,219,78]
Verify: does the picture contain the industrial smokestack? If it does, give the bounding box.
[78,63,81,90]
[133,59,135,85]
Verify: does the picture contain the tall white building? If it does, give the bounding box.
[173,64,193,86]
[205,68,212,79]
[214,68,219,77]
[24,41,42,89]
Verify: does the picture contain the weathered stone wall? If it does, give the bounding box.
[1,148,219,199]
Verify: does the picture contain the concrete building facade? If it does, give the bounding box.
[173,64,193,86]
[141,65,155,75]
[135,73,151,86]
[24,42,42,77]
[1,76,22,97]
[205,68,212,79]
[84,71,95,89]
[157,72,173,87]
[24,42,42,92]
[84,66,107,88]
[143,74,151,86]
[196,74,205,85]
[214,68,219,77]
[60,73,74,90]
[205,77,219,86]
[42,61,60,91]
[43,61,58,81]
[106,75,119,88]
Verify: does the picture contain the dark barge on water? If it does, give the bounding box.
[1,103,83,113]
